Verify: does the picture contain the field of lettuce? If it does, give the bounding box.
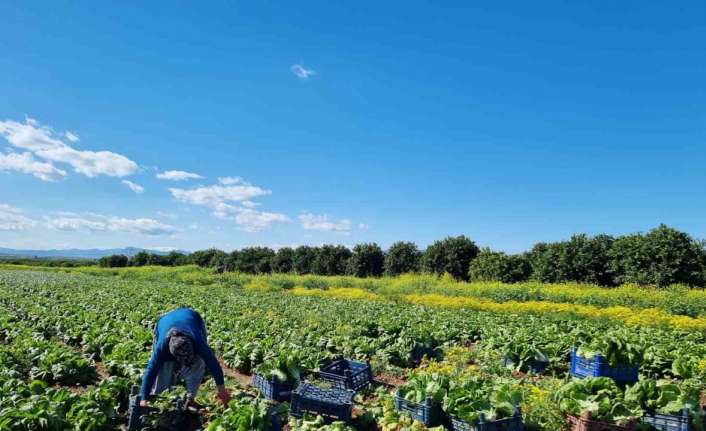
[0,265,705,430]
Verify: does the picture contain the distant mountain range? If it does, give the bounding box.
[0,247,184,260]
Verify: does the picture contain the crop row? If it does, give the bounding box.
[1,269,706,430]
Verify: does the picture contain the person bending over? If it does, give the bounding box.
[139,307,231,408]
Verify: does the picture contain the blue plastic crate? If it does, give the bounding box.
[319,359,373,392]
[503,356,548,374]
[450,407,524,431]
[253,373,295,402]
[570,348,639,384]
[395,389,444,427]
[641,409,692,431]
[290,383,354,423]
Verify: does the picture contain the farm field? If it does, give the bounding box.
[0,266,705,430]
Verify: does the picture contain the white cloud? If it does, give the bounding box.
[291,64,316,79]
[0,118,139,178]
[169,178,289,232]
[299,213,353,233]
[0,151,68,181]
[358,223,370,230]
[218,176,245,185]
[233,208,290,232]
[121,180,144,194]
[64,131,79,142]
[156,170,203,181]
[156,211,178,220]
[169,183,271,207]
[0,204,36,230]
[45,213,179,236]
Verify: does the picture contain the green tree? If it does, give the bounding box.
[130,251,150,266]
[231,247,275,274]
[293,246,318,274]
[468,249,531,283]
[98,254,129,268]
[190,249,225,267]
[610,225,706,287]
[347,243,385,277]
[272,247,295,273]
[384,241,421,276]
[421,235,479,280]
[312,245,352,276]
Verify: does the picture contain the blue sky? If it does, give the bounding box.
[0,1,704,252]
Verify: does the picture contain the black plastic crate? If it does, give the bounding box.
[450,407,524,431]
[394,389,444,427]
[319,358,373,392]
[641,408,692,431]
[253,373,295,402]
[503,356,548,374]
[290,382,354,423]
[570,348,639,384]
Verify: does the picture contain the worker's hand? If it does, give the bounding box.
[216,385,231,406]
[139,399,149,408]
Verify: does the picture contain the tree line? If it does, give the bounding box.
[97,224,706,287]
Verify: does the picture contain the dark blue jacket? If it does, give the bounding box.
[140,308,224,399]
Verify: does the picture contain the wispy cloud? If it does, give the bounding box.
[169,178,289,232]
[0,203,36,230]
[0,151,68,182]
[64,131,79,142]
[121,180,144,194]
[0,118,139,179]
[299,212,352,233]
[45,212,179,236]
[156,170,203,181]
[291,64,316,79]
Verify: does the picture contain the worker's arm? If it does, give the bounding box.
[195,341,230,405]
[140,341,166,401]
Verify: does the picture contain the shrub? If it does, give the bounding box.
[610,225,706,287]
[347,243,385,277]
[421,235,479,280]
[384,241,421,276]
[230,247,275,274]
[293,246,317,274]
[98,254,128,268]
[272,247,294,273]
[312,245,351,276]
[468,249,531,283]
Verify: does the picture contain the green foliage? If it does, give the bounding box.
[189,248,227,268]
[97,254,129,268]
[421,236,479,281]
[530,234,615,285]
[293,246,318,274]
[312,245,352,276]
[272,247,295,273]
[575,328,645,367]
[610,224,706,287]
[554,377,640,425]
[468,249,531,283]
[230,247,276,274]
[347,243,385,277]
[384,242,421,276]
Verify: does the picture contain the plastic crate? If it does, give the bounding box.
[253,373,295,402]
[503,356,548,374]
[640,409,692,431]
[567,414,637,431]
[394,389,444,427]
[319,359,373,392]
[450,407,524,431]
[290,383,354,423]
[570,348,639,384]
